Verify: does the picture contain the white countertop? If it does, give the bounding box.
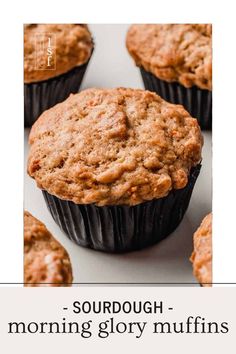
[24,25,212,285]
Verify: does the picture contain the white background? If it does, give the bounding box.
[0,1,235,285]
[24,24,211,285]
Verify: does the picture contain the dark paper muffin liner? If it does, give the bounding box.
[24,59,90,127]
[42,165,201,253]
[140,68,212,130]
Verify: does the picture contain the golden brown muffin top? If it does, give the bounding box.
[24,211,73,287]
[28,88,202,206]
[24,24,93,83]
[126,24,212,90]
[190,213,212,286]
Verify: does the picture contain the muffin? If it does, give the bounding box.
[24,211,73,286]
[27,87,203,253]
[190,213,212,286]
[24,24,93,127]
[126,24,212,130]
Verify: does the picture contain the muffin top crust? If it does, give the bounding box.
[126,24,212,90]
[190,213,212,286]
[28,87,202,206]
[24,24,93,83]
[24,211,73,286]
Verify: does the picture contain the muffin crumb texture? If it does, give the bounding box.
[191,213,212,286]
[24,24,93,83]
[24,211,73,286]
[126,24,212,90]
[28,88,202,206]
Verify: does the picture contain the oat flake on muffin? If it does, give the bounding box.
[28,88,203,206]
[190,213,212,286]
[24,211,73,286]
[126,24,212,90]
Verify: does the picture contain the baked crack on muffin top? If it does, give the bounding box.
[190,213,212,286]
[24,211,73,286]
[126,24,212,90]
[24,24,93,83]
[28,88,203,206]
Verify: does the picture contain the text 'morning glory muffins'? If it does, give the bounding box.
[126,24,212,130]
[24,211,73,286]
[24,24,93,127]
[27,87,203,253]
[190,213,212,287]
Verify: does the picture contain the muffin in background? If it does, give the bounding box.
[24,24,93,127]
[190,213,212,287]
[27,87,203,253]
[126,24,212,130]
[24,211,73,286]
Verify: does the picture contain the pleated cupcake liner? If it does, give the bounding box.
[140,68,212,130]
[24,59,90,127]
[42,165,201,253]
